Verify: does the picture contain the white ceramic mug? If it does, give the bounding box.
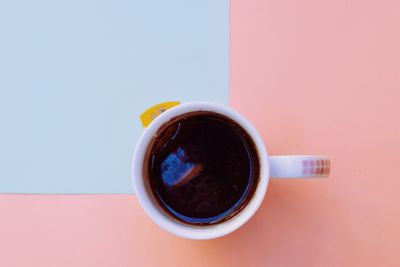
[132,102,330,239]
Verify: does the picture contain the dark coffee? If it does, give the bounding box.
[144,111,259,225]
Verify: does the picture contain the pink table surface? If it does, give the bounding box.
[1,0,399,266]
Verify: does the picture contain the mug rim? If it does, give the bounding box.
[132,101,270,239]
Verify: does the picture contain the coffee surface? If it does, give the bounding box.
[145,112,259,225]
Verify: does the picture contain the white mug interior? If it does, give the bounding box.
[132,102,270,239]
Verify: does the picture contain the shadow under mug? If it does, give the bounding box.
[132,101,330,239]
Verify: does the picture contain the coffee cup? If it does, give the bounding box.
[132,101,330,239]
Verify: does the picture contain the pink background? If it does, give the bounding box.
[1,0,399,266]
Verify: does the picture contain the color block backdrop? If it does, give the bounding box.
[0,0,399,266]
[0,0,229,193]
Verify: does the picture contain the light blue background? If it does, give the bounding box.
[0,0,229,193]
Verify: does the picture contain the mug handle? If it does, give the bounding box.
[269,156,330,178]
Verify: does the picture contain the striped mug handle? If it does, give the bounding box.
[270,156,330,178]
